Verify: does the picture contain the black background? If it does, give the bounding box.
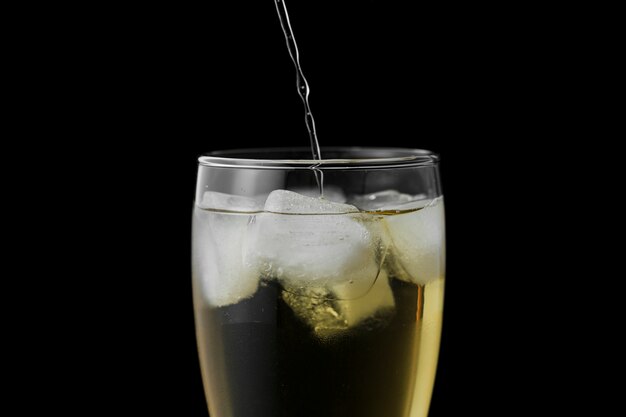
[73,1,585,415]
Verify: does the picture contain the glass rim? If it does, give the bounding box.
[198,147,439,170]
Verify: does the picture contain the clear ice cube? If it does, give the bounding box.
[348,190,427,211]
[193,192,261,306]
[198,191,264,212]
[263,189,357,214]
[381,197,445,285]
[247,190,380,296]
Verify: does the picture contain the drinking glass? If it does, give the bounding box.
[192,147,445,417]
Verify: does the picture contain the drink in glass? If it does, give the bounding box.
[193,147,445,417]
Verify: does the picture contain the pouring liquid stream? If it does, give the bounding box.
[274,0,324,195]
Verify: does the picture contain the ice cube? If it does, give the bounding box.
[349,190,427,211]
[264,189,357,214]
[198,191,263,212]
[382,197,445,285]
[280,288,343,335]
[291,185,347,203]
[280,270,395,337]
[247,190,379,296]
[332,269,395,327]
[193,202,259,307]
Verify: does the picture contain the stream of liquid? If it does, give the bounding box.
[274,0,324,194]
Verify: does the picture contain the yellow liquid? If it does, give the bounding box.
[193,200,445,417]
[408,278,444,417]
